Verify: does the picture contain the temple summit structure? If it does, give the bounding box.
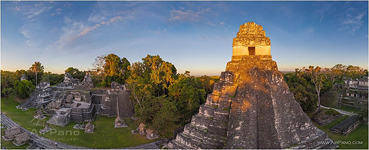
[167,22,337,149]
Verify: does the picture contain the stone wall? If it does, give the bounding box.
[232,22,271,58]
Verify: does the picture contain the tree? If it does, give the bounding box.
[346,65,366,79]
[152,97,179,136]
[197,75,218,96]
[65,67,84,81]
[14,80,35,99]
[92,55,106,76]
[103,53,130,85]
[132,54,177,96]
[1,70,17,91]
[308,66,325,110]
[1,88,14,99]
[169,74,206,125]
[15,69,28,80]
[29,62,44,86]
[40,72,64,85]
[185,71,191,76]
[121,57,131,82]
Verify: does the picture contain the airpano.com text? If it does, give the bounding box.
[317,140,363,145]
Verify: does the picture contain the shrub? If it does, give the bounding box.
[14,80,35,99]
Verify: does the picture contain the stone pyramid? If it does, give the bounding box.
[167,22,337,149]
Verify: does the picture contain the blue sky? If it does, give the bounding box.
[1,1,368,76]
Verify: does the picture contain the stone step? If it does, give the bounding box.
[209,115,229,129]
[290,130,329,149]
[198,104,215,118]
[175,132,202,149]
[183,124,207,140]
[201,138,225,149]
[167,139,192,149]
[183,123,226,148]
[190,114,211,129]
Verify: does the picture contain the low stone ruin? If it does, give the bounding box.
[2,127,30,146]
[137,123,146,135]
[331,115,361,135]
[2,127,22,141]
[114,116,127,128]
[73,123,86,129]
[47,108,71,127]
[33,109,46,120]
[84,122,94,133]
[146,129,159,140]
[13,132,30,146]
[131,123,158,139]
[39,124,51,134]
[312,109,342,126]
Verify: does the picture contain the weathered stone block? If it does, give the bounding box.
[190,114,211,129]
[199,104,215,118]
[176,133,202,149]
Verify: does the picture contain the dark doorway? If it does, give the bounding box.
[248,47,255,55]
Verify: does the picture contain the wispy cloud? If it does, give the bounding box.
[20,27,37,46]
[314,3,334,22]
[207,21,225,27]
[26,7,46,18]
[53,15,123,52]
[19,22,43,47]
[12,2,59,47]
[149,28,167,34]
[167,2,229,27]
[342,11,365,32]
[168,7,210,23]
[13,6,20,11]
[51,8,62,16]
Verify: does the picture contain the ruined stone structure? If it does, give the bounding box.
[13,132,30,146]
[47,108,72,127]
[84,122,94,133]
[20,74,27,81]
[312,110,342,126]
[167,22,336,149]
[82,71,94,88]
[17,81,52,110]
[115,116,127,128]
[2,127,30,146]
[342,77,368,109]
[19,72,134,128]
[146,129,159,140]
[331,115,361,135]
[2,127,22,141]
[232,22,271,60]
[100,82,134,118]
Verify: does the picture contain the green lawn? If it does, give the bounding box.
[1,96,157,148]
[314,115,368,149]
[333,105,362,114]
[1,138,29,149]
